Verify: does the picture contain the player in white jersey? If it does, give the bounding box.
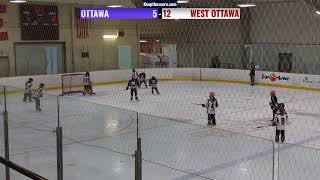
[23,78,33,102]
[33,83,44,112]
[275,103,288,143]
[202,92,218,126]
[83,72,93,95]
[131,69,139,80]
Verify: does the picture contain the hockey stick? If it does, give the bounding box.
[192,103,204,106]
[256,124,273,129]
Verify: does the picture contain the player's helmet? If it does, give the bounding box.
[270,90,276,96]
[85,72,90,77]
[29,78,33,82]
[132,69,136,72]
[209,92,215,97]
[40,83,45,87]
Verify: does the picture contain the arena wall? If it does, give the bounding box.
[1,69,320,92]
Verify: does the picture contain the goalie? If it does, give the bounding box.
[83,72,94,95]
[202,92,218,126]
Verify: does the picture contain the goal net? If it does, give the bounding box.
[61,73,86,95]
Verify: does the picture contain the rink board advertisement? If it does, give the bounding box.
[1,68,320,91]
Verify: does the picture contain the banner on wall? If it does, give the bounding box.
[261,72,291,82]
[302,76,320,88]
[75,8,91,39]
[0,4,8,41]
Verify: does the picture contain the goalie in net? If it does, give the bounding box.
[61,72,94,96]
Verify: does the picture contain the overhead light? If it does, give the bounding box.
[108,5,123,8]
[156,40,160,42]
[103,35,118,39]
[237,3,256,8]
[177,0,189,3]
[139,40,147,43]
[10,0,26,3]
[316,10,320,15]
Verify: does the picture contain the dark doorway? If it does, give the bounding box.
[278,53,292,73]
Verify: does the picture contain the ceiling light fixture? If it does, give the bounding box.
[103,35,118,39]
[237,3,256,8]
[139,40,147,43]
[177,0,189,3]
[316,10,320,15]
[9,0,26,3]
[107,5,123,8]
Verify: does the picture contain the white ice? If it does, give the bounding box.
[1,81,320,180]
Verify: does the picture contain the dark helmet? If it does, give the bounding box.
[85,72,90,76]
[39,83,45,87]
[29,78,33,82]
[132,69,136,72]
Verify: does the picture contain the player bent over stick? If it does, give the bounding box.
[274,103,288,143]
[138,72,148,88]
[202,92,218,126]
[126,77,139,101]
[33,83,45,112]
[149,76,160,94]
[23,78,33,102]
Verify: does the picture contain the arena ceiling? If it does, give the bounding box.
[8,0,320,10]
[11,0,135,7]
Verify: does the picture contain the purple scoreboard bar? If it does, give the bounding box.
[80,8,159,20]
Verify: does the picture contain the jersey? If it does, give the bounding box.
[83,76,91,86]
[34,87,44,98]
[250,64,255,76]
[205,98,218,114]
[275,113,288,130]
[25,81,32,93]
[128,79,138,89]
[270,95,278,110]
[149,78,158,87]
[139,73,146,81]
[131,72,138,80]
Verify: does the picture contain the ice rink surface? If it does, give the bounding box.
[1,81,320,180]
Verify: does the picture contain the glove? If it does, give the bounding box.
[126,87,128,90]
[201,104,206,107]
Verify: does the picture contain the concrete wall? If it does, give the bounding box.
[0,2,139,76]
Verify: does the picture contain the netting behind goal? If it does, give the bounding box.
[61,73,85,95]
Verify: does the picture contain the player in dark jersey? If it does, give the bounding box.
[249,62,255,86]
[138,72,148,88]
[23,78,33,102]
[149,76,160,94]
[269,90,278,122]
[126,78,139,101]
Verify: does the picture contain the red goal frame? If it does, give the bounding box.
[61,73,86,96]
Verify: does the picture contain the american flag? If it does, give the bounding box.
[75,8,90,39]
